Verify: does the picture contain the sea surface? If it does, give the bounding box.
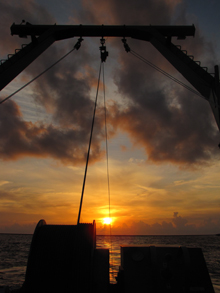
[0,234,219,292]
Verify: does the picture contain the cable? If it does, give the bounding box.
[77,61,102,225]
[0,49,72,104]
[130,49,206,99]
[102,62,111,228]
[102,61,115,284]
[0,37,83,105]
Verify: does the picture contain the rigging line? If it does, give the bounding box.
[77,61,102,225]
[102,61,114,282]
[130,49,203,97]
[102,62,111,222]
[129,49,207,100]
[0,46,79,105]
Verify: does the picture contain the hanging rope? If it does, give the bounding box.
[0,37,83,105]
[102,57,115,284]
[102,61,111,223]
[77,38,109,224]
[99,38,111,227]
[102,59,111,223]
[77,61,102,225]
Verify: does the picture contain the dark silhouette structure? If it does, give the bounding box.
[20,220,109,293]
[19,220,214,292]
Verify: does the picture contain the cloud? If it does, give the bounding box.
[0,100,104,164]
[172,211,188,227]
[109,90,219,167]
[0,181,10,187]
[0,0,56,57]
[0,222,36,234]
[77,0,181,25]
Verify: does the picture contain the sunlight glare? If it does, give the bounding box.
[103,217,112,225]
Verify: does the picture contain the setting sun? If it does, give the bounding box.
[103,217,112,225]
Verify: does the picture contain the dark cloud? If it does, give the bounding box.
[0,100,104,164]
[78,0,180,25]
[108,86,219,166]
[0,222,37,234]
[172,211,188,227]
[0,0,56,57]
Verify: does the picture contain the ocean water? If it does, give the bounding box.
[0,234,219,292]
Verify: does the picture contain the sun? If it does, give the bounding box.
[103,217,112,225]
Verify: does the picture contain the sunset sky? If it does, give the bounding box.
[0,0,220,235]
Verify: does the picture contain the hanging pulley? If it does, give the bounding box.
[74,37,84,50]
[122,38,130,53]
[100,37,108,62]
